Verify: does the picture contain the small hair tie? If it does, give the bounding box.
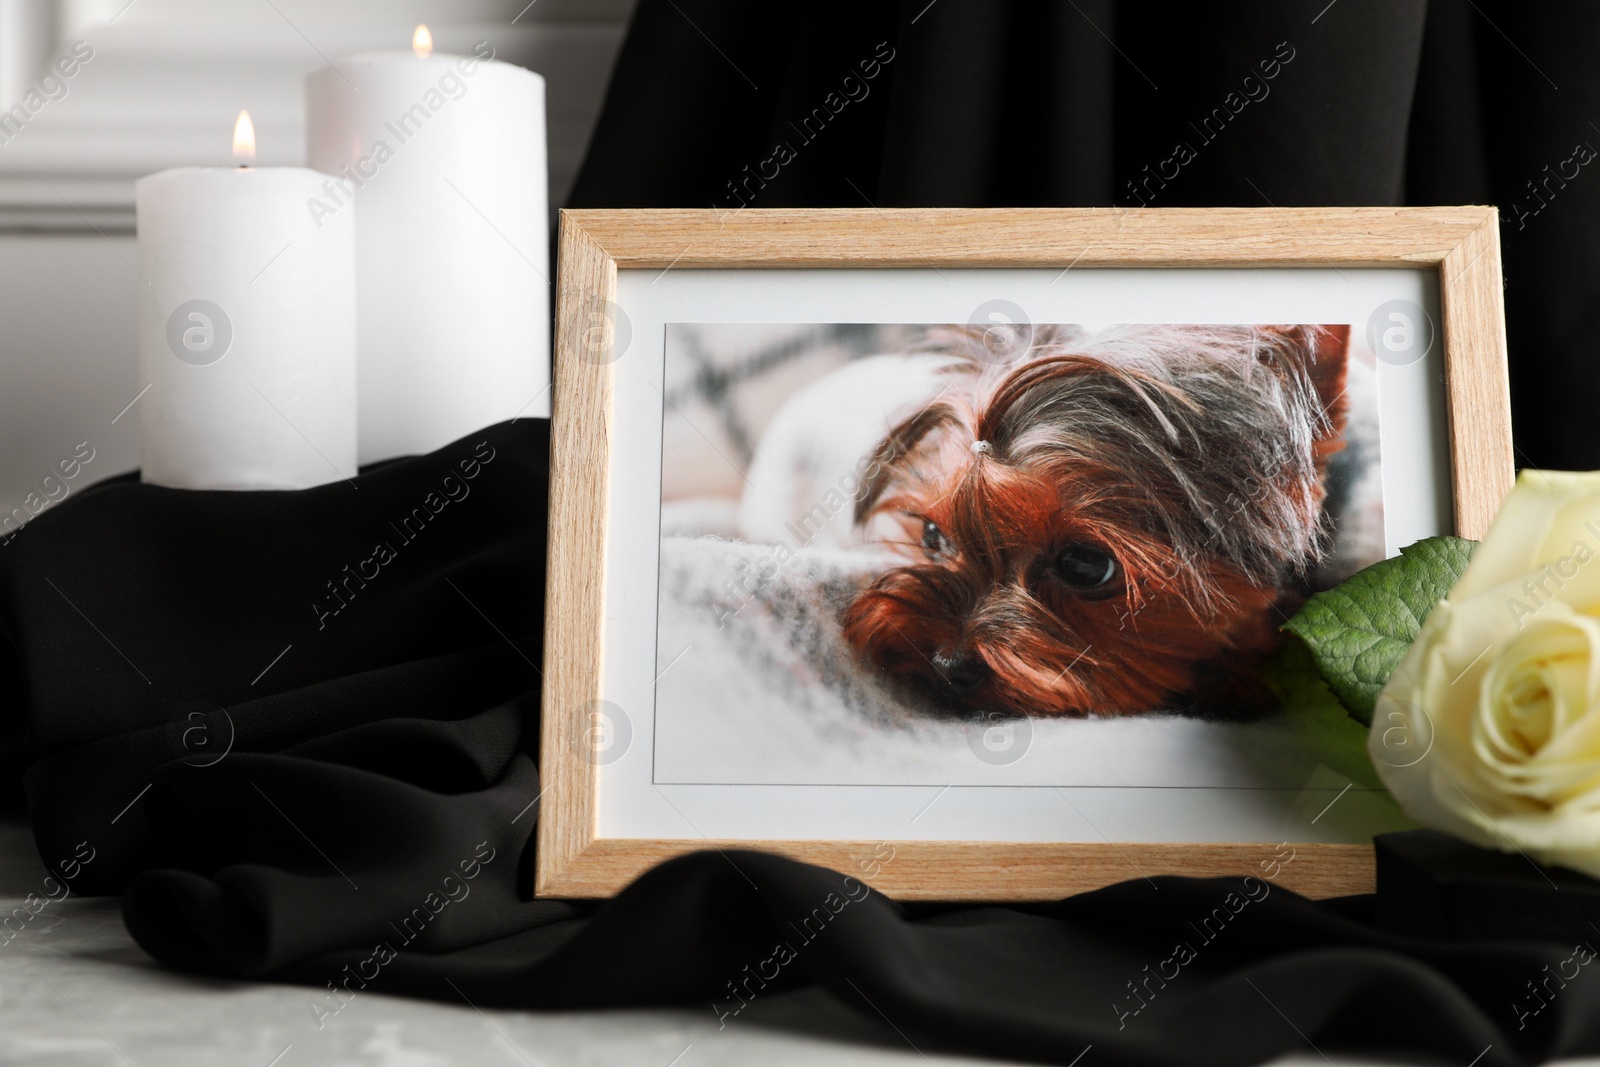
[970,440,991,455]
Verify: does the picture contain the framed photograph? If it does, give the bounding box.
[538,207,1513,901]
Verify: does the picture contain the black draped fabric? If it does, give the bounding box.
[8,3,1600,1065]
[2,420,1600,1066]
[568,0,1600,471]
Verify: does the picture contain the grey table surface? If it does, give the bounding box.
[0,816,1505,1067]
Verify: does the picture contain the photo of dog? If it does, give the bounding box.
[838,324,1351,719]
[650,321,1384,785]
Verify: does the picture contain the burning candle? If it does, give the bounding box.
[136,111,358,490]
[306,26,550,464]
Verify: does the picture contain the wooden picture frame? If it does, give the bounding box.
[539,207,1513,902]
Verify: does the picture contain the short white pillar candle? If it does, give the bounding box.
[136,111,358,490]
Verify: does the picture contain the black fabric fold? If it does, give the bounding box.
[119,849,1600,1067]
[3,420,548,892]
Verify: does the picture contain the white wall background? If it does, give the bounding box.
[0,0,634,515]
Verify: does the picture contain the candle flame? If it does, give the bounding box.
[412,24,433,59]
[232,110,256,163]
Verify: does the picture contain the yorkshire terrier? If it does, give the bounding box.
[839,323,1350,718]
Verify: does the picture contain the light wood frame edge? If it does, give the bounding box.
[539,207,1514,902]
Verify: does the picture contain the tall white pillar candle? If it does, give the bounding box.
[136,127,358,490]
[306,37,550,465]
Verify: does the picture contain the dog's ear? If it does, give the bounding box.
[1260,324,1349,432]
[854,403,957,524]
[1301,324,1349,427]
[1264,324,1349,474]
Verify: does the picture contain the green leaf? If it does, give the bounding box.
[1259,634,1383,789]
[1282,536,1476,726]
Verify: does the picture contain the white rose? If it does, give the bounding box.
[1372,470,1600,877]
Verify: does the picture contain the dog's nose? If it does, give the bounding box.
[933,650,989,695]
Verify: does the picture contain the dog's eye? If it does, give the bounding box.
[1054,542,1118,591]
[920,519,948,556]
